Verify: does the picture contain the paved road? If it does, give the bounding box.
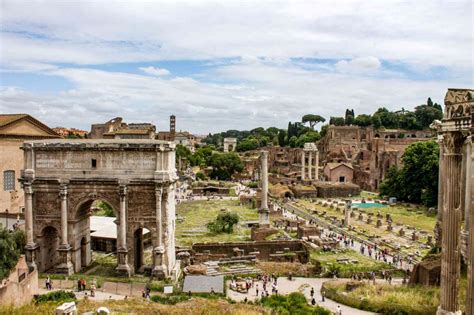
[227,277,378,315]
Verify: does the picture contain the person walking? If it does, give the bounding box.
[336,305,342,315]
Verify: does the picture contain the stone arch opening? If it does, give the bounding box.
[72,197,118,273]
[40,226,59,272]
[132,227,152,274]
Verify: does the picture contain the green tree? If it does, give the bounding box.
[277,129,287,146]
[0,227,25,280]
[414,104,443,129]
[296,131,321,147]
[354,114,372,127]
[380,141,439,206]
[207,212,240,234]
[329,117,345,126]
[236,138,259,152]
[209,152,244,180]
[288,136,298,148]
[302,114,326,129]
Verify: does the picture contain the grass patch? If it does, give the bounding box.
[34,290,76,304]
[176,200,259,246]
[2,297,266,315]
[322,280,467,315]
[260,292,331,315]
[310,248,401,278]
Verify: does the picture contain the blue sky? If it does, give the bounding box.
[0,0,472,134]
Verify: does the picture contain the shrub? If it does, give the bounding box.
[260,292,331,315]
[207,212,239,234]
[34,290,76,303]
[150,294,190,305]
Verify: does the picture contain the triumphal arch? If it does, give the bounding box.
[21,139,178,278]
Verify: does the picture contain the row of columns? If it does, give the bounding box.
[301,149,319,181]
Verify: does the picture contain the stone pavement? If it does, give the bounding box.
[227,277,378,315]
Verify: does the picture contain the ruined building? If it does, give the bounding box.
[319,125,435,190]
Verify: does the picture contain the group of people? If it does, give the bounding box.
[77,278,97,297]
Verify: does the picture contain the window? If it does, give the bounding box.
[91,159,97,168]
[3,170,15,191]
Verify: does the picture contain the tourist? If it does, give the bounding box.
[90,283,96,297]
[321,289,326,302]
[310,287,314,297]
[256,285,259,297]
[336,305,342,315]
[311,297,316,305]
[211,287,215,295]
[45,276,52,290]
[78,279,82,291]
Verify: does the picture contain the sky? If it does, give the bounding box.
[0,0,473,134]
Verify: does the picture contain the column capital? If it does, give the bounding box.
[24,183,33,195]
[59,184,68,199]
[443,132,465,155]
[119,185,127,199]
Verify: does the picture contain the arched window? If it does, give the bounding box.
[3,170,15,191]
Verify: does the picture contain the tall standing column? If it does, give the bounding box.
[344,200,351,227]
[315,150,319,181]
[116,185,130,276]
[308,151,313,180]
[152,186,166,278]
[466,137,473,315]
[437,132,464,315]
[259,151,270,226]
[57,183,73,275]
[24,183,34,247]
[301,151,306,180]
[24,182,37,271]
[435,136,445,247]
[60,185,68,246]
[463,137,472,235]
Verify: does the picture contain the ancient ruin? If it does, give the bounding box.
[435,88,473,315]
[21,139,179,279]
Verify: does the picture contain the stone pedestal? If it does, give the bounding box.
[116,249,131,276]
[358,213,363,221]
[56,245,74,275]
[376,219,383,228]
[152,246,167,279]
[386,223,393,231]
[25,243,38,272]
[251,225,278,241]
[399,228,405,236]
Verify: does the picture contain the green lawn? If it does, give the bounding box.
[322,279,467,315]
[176,200,259,246]
[310,248,399,277]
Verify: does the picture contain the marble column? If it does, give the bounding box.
[308,151,313,180]
[301,151,305,180]
[435,136,445,247]
[24,183,37,270]
[437,132,464,315]
[259,151,270,226]
[57,184,73,275]
[465,137,473,315]
[24,183,34,247]
[315,150,319,181]
[462,137,472,241]
[116,185,130,276]
[60,185,68,246]
[344,200,351,227]
[152,186,166,278]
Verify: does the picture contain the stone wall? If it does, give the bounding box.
[315,183,361,198]
[0,256,38,307]
[191,240,309,263]
[0,139,24,215]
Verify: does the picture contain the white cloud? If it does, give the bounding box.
[139,66,170,76]
[335,56,381,73]
[0,1,472,69]
[1,59,464,133]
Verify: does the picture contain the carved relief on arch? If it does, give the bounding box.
[443,132,466,155]
[34,191,60,216]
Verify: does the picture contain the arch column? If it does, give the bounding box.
[152,186,166,279]
[56,184,73,275]
[24,182,38,271]
[116,185,131,276]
